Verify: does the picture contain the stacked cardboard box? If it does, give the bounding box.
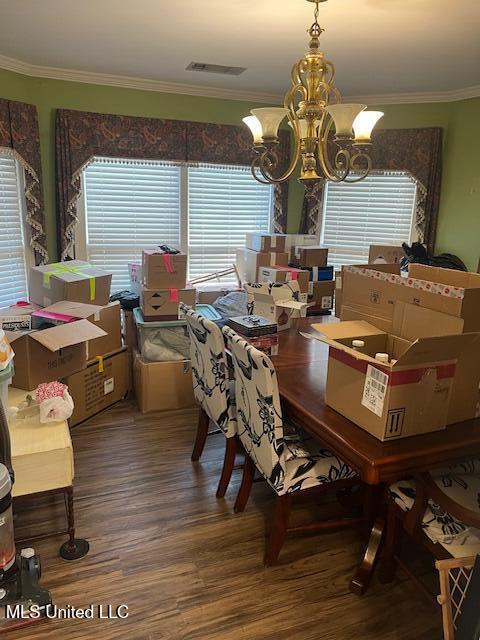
[236,233,289,283]
[141,249,195,320]
[3,260,129,426]
[133,248,196,413]
[319,263,480,439]
[288,245,335,313]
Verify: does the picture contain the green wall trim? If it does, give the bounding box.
[0,68,478,270]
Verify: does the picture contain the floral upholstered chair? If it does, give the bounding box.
[381,460,480,617]
[222,325,360,565]
[181,304,238,498]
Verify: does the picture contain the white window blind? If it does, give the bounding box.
[0,153,28,306]
[321,172,416,270]
[188,164,272,281]
[83,158,181,291]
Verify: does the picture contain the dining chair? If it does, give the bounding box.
[381,460,480,615]
[222,325,361,565]
[181,303,238,498]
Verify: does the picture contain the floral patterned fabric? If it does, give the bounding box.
[0,98,47,264]
[299,127,442,252]
[182,304,236,438]
[223,326,357,495]
[390,462,480,557]
[55,109,291,259]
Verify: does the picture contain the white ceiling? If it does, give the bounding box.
[0,0,479,101]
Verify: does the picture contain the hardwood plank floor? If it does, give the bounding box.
[9,399,441,639]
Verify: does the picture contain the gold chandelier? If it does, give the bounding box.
[243,0,383,188]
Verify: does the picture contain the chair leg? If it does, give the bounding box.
[59,486,89,561]
[216,437,237,498]
[379,499,402,583]
[264,494,292,566]
[191,408,210,462]
[234,455,256,513]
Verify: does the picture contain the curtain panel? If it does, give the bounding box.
[0,99,47,264]
[56,109,290,259]
[299,127,442,251]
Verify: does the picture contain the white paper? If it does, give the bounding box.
[104,378,114,395]
[336,276,342,290]
[321,296,332,309]
[362,365,389,417]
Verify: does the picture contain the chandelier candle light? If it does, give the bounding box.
[243,0,384,188]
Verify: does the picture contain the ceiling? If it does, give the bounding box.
[0,0,479,101]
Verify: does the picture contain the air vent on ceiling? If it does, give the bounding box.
[185,62,246,76]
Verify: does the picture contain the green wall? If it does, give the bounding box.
[0,68,478,270]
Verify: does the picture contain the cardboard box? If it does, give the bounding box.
[334,275,342,318]
[311,319,479,441]
[133,352,196,413]
[340,299,480,424]
[30,261,112,307]
[33,301,122,360]
[123,309,138,353]
[141,287,196,320]
[142,250,187,289]
[342,264,480,332]
[7,319,107,391]
[284,234,318,252]
[368,245,405,265]
[245,233,287,253]
[259,266,310,294]
[309,280,335,310]
[245,282,307,331]
[290,246,328,268]
[236,248,289,283]
[0,303,41,332]
[65,349,129,427]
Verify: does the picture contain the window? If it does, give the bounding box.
[188,164,272,280]
[80,158,272,291]
[0,152,30,307]
[320,172,417,270]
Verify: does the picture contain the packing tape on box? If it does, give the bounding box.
[274,266,299,281]
[162,254,174,273]
[42,263,96,301]
[96,355,104,373]
[169,289,179,303]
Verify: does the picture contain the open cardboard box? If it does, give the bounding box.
[309,318,480,441]
[7,319,107,391]
[341,264,480,423]
[32,300,122,360]
[245,282,307,331]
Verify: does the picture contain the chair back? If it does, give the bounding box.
[181,304,235,437]
[223,326,286,491]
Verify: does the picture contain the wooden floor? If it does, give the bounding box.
[9,399,442,640]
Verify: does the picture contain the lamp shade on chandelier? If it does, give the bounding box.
[243,0,384,188]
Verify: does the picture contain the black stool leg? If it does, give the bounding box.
[59,487,89,560]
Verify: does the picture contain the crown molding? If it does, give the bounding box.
[0,53,479,106]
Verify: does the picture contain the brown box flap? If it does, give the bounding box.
[409,264,480,289]
[41,300,107,319]
[29,319,107,352]
[394,333,480,368]
[313,320,386,340]
[392,302,464,340]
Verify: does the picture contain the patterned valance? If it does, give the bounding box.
[299,127,442,251]
[0,99,47,264]
[56,109,290,259]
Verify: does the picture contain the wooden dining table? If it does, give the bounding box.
[271,316,480,594]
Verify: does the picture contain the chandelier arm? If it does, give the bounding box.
[342,152,373,183]
[255,134,302,184]
[250,157,275,185]
[316,116,345,181]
